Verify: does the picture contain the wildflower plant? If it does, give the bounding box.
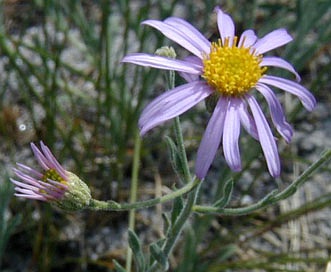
[122,7,316,179]
[6,3,331,272]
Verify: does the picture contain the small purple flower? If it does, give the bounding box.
[10,141,69,202]
[122,7,316,179]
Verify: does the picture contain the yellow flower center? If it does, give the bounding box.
[202,37,266,96]
[42,169,66,184]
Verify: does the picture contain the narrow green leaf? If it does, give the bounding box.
[162,213,171,234]
[164,136,185,180]
[177,226,197,272]
[128,229,145,271]
[113,259,126,272]
[150,243,169,270]
[171,192,184,225]
[128,229,141,254]
[218,244,237,262]
[213,179,234,208]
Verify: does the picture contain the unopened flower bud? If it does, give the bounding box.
[155,46,176,59]
[10,141,91,212]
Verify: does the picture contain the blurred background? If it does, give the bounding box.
[1,0,331,271]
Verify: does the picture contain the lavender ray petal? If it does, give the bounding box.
[38,179,67,192]
[222,99,242,172]
[256,83,293,143]
[215,7,235,45]
[238,99,259,140]
[139,81,208,124]
[246,95,280,177]
[181,55,203,66]
[30,142,50,170]
[178,56,202,82]
[259,75,316,111]
[139,81,213,135]
[142,19,207,58]
[40,141,67,180]
[261,56,301,82]
[122,53,202,74]
[12,169,43,186]
[195,97,229,179]
[14,193,47,201]
[239,29,257,47]
[13,168,49,189]
[46,178,69,190]
[12,169,62,192]
[10,178,40,191]
[179,72,200,83]
[14,187,39,195]
[40,185,64,199]
[16,163,43,179]
[164,17,211,54]
[253,29,292,55]
[37,179,66,193]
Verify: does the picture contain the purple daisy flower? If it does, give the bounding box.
[10,141,69,202]
[122,7,316,179]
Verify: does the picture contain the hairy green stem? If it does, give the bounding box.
[166,186,200,257]
[193,149,331,215]
[174,116,192,184]
[147,66,200,270]
[126,131,141,271]
[167,64,191,184]
[148,184,200,272]
[87,177,200,211]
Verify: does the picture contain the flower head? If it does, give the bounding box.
[10,141,91,211]
[122,7,316,179]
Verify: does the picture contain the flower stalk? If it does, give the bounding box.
[148,184,200,272]
[145,64,200,271]
[126,130,142,272]
[87,177,200,211]
[193,149,331,215]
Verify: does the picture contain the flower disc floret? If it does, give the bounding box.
[42,169,66,184]
[203,38,266,96]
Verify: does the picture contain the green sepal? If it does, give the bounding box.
[53,171,91,212]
